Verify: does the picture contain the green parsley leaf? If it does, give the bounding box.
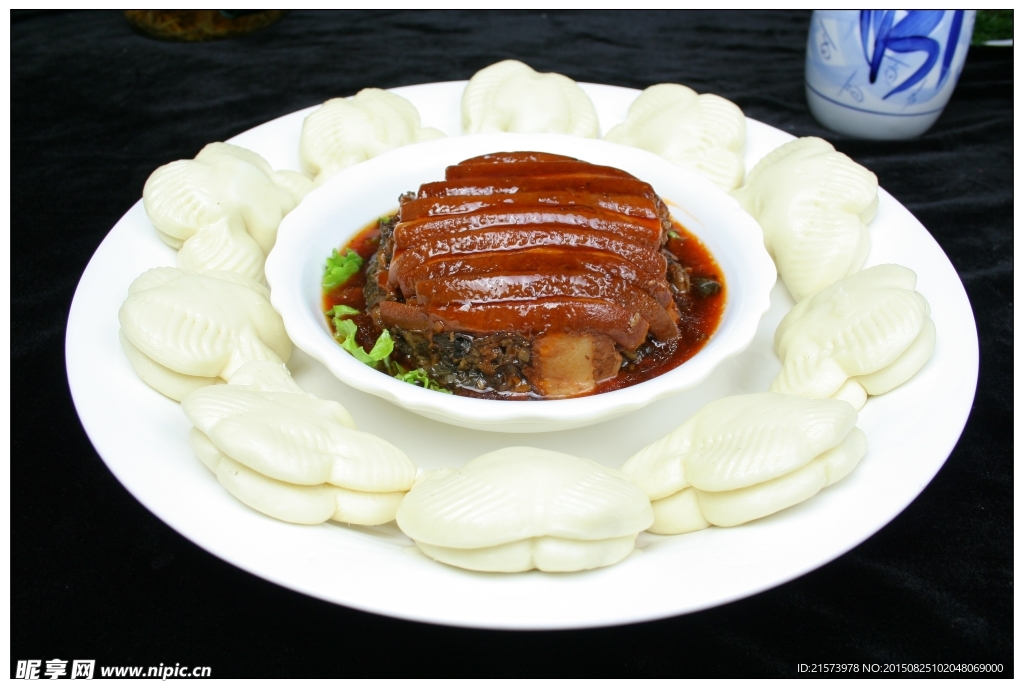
[323,248,363,289]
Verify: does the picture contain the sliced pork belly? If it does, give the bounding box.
[417,175,661,201]
[414,273,679,341]
[399,192,664,224]
[428,298,649,351]
[460,151,594,164]
[395,248,674,309]
[443,160,637,181]
[368,152,685,398]
[388,226,668,295]
[527,332,621,398]
[394,208,663,251]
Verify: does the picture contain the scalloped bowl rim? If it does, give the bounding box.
[267,133,776,432]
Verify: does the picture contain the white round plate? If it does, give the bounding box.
[66,81,978,630]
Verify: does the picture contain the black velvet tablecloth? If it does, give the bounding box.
[12,10,1012,677]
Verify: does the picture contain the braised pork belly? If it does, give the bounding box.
[340,152,723,399]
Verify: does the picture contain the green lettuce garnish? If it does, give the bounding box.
[393,366,452,393]
[323,248,363,289]
[333,318,394,367]
[327,297,451,393]
[328,304,360,319]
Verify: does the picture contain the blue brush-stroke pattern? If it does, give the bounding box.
[860,11,871,62]
[858,10,957,99]
[889,10,943,39]
[860,12,871,72]
[861,10,895,84]
[883,36,939,98]
[941,10,964,86]
[860,11,880,66]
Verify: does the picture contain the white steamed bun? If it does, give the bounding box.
[175,216,268,284]
[143,141,311,254]
[397,447,653,572]
[604,83,746,191]
[299,88,445,184]
[732,137,878,301]
[118,268,291,399]
[182,361,417,525]
[461,60,599,137]
[622,393,866,534]
[770,264,935,409]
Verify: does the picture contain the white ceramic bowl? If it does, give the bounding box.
[267,133,776,433]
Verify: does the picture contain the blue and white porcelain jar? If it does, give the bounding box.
[805,10,975,139]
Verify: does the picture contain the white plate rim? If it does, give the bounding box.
[64,80,979,630]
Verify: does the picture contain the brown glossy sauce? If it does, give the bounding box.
[597,228,726,394]
[324,216,726,398]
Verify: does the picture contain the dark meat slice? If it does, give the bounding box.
[413,272,679,341]
[375,300,432,332]
[396,248,674,309]
[394,206,663,249]
[389,227,668,295]
[399,192,663,224]
[417,175,659,200]
[444,160,637,181]
[459,152,583,165]
[427,297,649,350]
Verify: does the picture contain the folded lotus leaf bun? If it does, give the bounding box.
[118,268,291,399]
[118,329,223,401]
[771,264,935,409]
[190,429,407,526]
[177,215,269,284]
[397,447,653,572]
[223,359,305,393]
[622,393,866,534]
[693,425,865,528]
[299,88,446,184]
[604,83,746,191]
[182,361,417,526]
[182,362,414,492]
[461,60,599,137]
[143,142,311,253]
[732,137,878,301]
